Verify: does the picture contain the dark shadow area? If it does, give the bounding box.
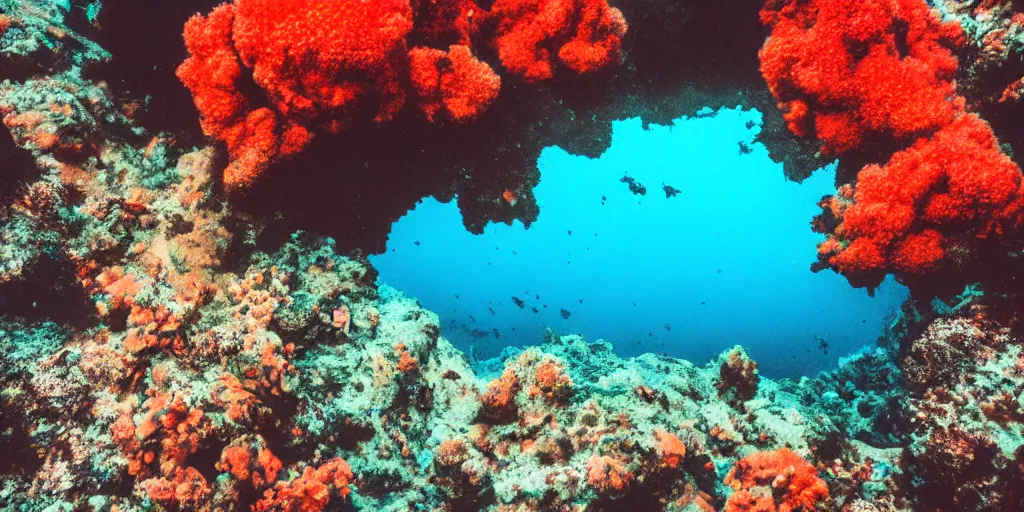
[0,125,38,206]
[88,0,220,144]
[0,255,97,329]
[0,395,43,477]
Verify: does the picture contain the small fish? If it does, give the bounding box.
[664,323,671,331]
[492,328,501,339]
[414,241,421,246]
[620,175,647,196]
[560,309,571,319]
[532,307,539,313]
[738,141,752,155]
[815,334,829,355]
[663,184,681,198]
[511,296,525,308]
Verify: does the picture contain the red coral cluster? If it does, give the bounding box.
[491,0,628,81]
[254,458,354,512]
[759,0,963,155]
[724,448,828,512]
[819,114,1024,281]
[760,0,1024,290]
[178,0,627,187]
[408,44,501,123]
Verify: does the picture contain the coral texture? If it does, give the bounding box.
[8,0,1024,511]
[408,44,502,123]
[759,0,962,155]
[491,0,629,81]
[177,0,626,188]
[724,448,829,512]
[761,0,1024,291]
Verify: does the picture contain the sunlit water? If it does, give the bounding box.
[371,108,907,377]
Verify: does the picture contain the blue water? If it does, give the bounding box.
[371,108,908,377]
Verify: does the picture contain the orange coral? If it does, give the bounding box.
[177,0,413,187]
[481,368,520,421]
[254,458,354,512]
[141,466,212,506]
[724,448,828,512]
[491,0,628,81]
[586,454,633,494]
[436,439,470,467]
[533,360,572,402]
[655,429,686,469]
[217,437,283,487]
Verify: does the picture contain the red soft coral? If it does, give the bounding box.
[762,0,1024,290]
[177,0,414,187]
[759,0,963,155]
[179,0,629,187]
[490,0,627,82]
[817,114,1024,287]
[724,448,828,512]
[254,458,354,512]
[409,44,502,122]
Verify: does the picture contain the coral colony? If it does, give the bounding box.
[4,0,1024,511]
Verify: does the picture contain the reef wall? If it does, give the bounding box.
[2,0,1024,511]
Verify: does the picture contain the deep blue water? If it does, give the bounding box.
[371,108,908,377]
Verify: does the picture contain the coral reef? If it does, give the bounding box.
[176,0,625,189]
[761,0,1024,294]
[5,0,1024,511]
[81,0,814,253]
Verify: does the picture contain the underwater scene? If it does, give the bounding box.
[4,0,1024,510]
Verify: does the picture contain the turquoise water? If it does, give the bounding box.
[372,108,908,377]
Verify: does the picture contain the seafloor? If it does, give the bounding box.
[3,0,1024,511]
